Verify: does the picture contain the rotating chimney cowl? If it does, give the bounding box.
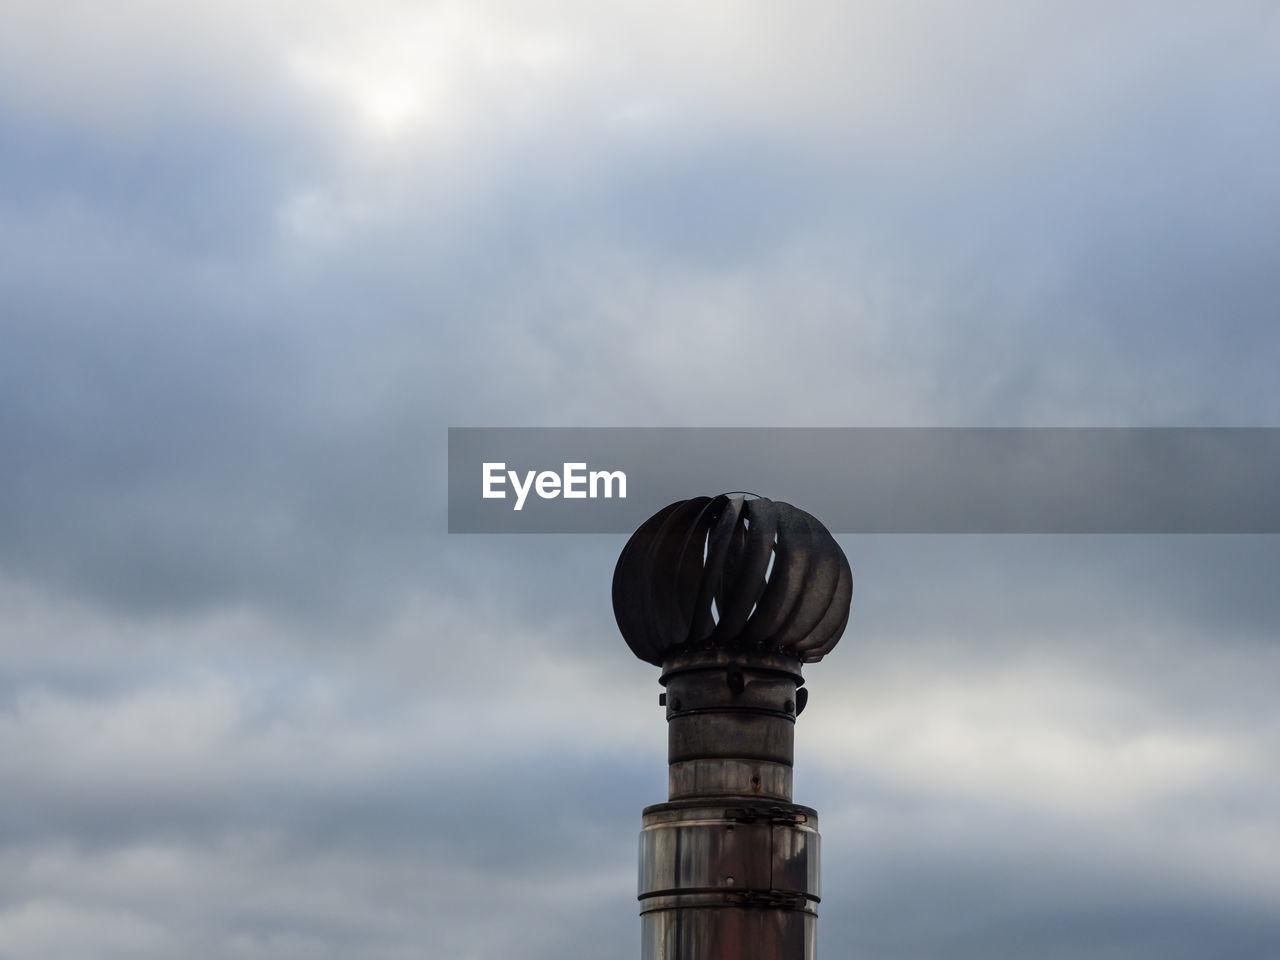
[614,494,852,960]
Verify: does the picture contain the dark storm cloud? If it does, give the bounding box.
[576,138,832,265]
[0,131,275,255]
[815,778,1280,960]
[1,2,1278,957]
[3,6,1278,610]
[840,535,1280,651]
[1,540,1275,958]
[0,736,650,870]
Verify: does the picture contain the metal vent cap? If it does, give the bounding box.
[613,494,852,666]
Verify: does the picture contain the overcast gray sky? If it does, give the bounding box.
[2,2,1278,957]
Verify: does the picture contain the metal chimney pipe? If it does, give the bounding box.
[614,494,852,960]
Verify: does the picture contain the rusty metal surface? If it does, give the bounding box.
[640,817,775,894]
[639,801,821,960]
[639,802,820,901]
[613,494,852,666]
[668,759,792,801]
[641,903,816,960]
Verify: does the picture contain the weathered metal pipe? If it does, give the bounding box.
[614,494,851,960]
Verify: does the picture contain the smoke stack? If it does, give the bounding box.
[614,494,852,960]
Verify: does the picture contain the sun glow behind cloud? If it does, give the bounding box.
[4,0,1280,957]
[282,5,574,143]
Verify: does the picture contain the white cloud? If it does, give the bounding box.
[0,899,178,958]
[809,658,1256,815]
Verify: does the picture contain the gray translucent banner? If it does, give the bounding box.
[447,428,1280,533]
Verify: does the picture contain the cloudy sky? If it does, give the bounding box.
[2,1,1279,957]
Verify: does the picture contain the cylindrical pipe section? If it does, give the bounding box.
[639,651,821,959]
[668,759,792,802]
[660,650,802,800]
[639,801,820,960]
